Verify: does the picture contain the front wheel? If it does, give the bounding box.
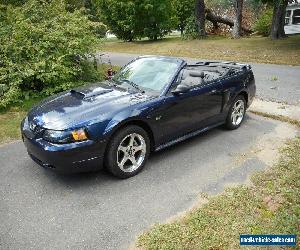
[105,125,150,178]
[225,96,246,130]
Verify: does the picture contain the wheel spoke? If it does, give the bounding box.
[118,145,127,153]
[235,115,239,124]
[129,156,138,167]
[119,155,128,167]
[129,135,135,147]
[134,144,145,152]
[231,113,236,123]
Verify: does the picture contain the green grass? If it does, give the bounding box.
[0,97,44,145]
[102,35,300,65]
[137,137,300,249]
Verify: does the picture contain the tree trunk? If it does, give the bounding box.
[205,9,252,34]
[232,0,244,38]
[195,0,206,37]
[271,0,288,39]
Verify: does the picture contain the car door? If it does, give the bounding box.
[151,73,224,145]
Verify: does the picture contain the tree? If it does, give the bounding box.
[99,0,136,41]
[137,0,174,40]
[0,0,98,108]
[172,0,194,35]
[232,0,244,38]
[99,0,173,41]
[205,8,252,34]
[270,0,288,39]
[195,0,206,37]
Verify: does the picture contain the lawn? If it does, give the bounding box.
[137,137,300,249]
[0,97,43,145]
[102,35,300,66]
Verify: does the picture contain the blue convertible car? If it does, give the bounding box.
[21,56,256,178]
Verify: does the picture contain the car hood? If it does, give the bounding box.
[27,82,153,130]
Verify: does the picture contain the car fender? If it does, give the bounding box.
[100,106,156,144]
[223,83,249,114]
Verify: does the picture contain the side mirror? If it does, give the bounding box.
[171,84,190,96]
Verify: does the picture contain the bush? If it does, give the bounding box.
[0,0,99,108]
[182,16,199,39]
[254,8,273,37]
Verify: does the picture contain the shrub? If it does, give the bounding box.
[254,8,273,36]
[0,0,99,108]
[182,16,199,39]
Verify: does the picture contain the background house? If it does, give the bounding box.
[285,3,300,34]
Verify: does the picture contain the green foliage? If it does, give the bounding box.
[182,16,199,39]
[99,0,136,41]
[138,0,174,40]
[90,21,107,38]
[172,0,194,34]
[99,0,174,41]
[0,0,99,108]
[254,8,273,36]
[0,0,26,6]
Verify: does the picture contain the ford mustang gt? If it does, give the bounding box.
[21,56,256,178]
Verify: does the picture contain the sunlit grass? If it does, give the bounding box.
[0,97,43,144]
[102,35,300,65]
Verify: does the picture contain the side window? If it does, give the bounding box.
[293,9,300,24]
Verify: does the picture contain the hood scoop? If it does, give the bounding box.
[70,87,113,99]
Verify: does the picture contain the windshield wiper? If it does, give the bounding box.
[119,79,145,93]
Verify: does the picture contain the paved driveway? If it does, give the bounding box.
[0,114,298,249]
[99,52,300,105]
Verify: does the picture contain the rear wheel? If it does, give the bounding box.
[225,95,246,130]
[105,125,150,178]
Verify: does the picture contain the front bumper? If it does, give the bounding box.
[22,128,107,174]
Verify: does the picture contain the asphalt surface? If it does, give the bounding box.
[0,114,297,250]
[99,52,300,105]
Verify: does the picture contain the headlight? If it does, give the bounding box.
[43,128,88,144]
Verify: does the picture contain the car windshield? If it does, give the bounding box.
[112,57,180,93]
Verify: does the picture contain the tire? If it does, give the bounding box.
[225,95,246,130]
[105,125,150,179]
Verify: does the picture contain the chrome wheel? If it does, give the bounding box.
[231,100,245,126]
[117,133,146,173]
